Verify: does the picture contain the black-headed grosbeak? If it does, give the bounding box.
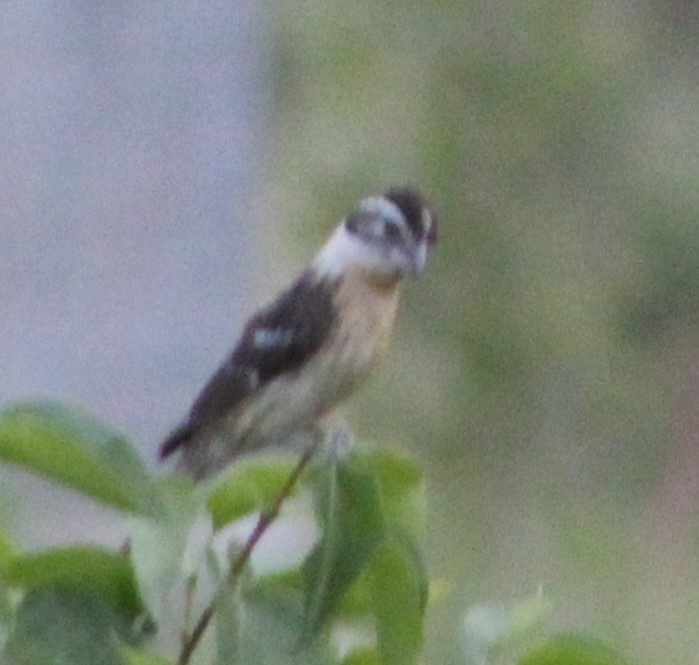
[160,187,437,479]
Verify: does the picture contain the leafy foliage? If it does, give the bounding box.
[0,403,635,664]
[369,540,424,665]
[302,460,385,641]
[0,402,432,665]
[4,589,133,665]
[0,402,163,517]
[519,635,632,665]
[3,546,141,619]
[206,455,300,528]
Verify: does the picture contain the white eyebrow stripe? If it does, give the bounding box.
[252,328,296,348]
[360,196,406,225]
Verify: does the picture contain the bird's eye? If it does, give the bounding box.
[382,220,402,241]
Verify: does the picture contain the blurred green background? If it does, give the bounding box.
[267,2,699,663]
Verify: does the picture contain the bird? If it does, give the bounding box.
[160,186,437,480]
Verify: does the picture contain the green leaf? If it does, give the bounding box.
[334,570,374,616]
[302,458,385,642]
[2,588,132,665]
[0,530,15,628]
[205,454,299,528]
[348,445,425,538]
[341,649,381,665]
[519,636,632,665]
[127,475,210,630]
[128,519,194,630]
[256,569,303,595]
[338,532,427,620]
[369,540,424,665]
[0,527,17,575]
[120,644,174,665]
[217,590,338,665]
[0,583,13,655]
[0,401,163,517]
[2,546,142,619]
[215,577,242,664]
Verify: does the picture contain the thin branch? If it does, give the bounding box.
[178,446,315,665]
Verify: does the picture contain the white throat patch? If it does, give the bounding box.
[312,196,409,280]
[314,226,368,278]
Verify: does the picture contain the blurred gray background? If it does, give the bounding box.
[1,1,269,546]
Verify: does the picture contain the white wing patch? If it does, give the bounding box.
[253,327,296,349]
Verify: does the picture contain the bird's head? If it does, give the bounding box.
[315,187,438,283]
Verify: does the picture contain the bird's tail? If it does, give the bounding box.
[159,423,193,459]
